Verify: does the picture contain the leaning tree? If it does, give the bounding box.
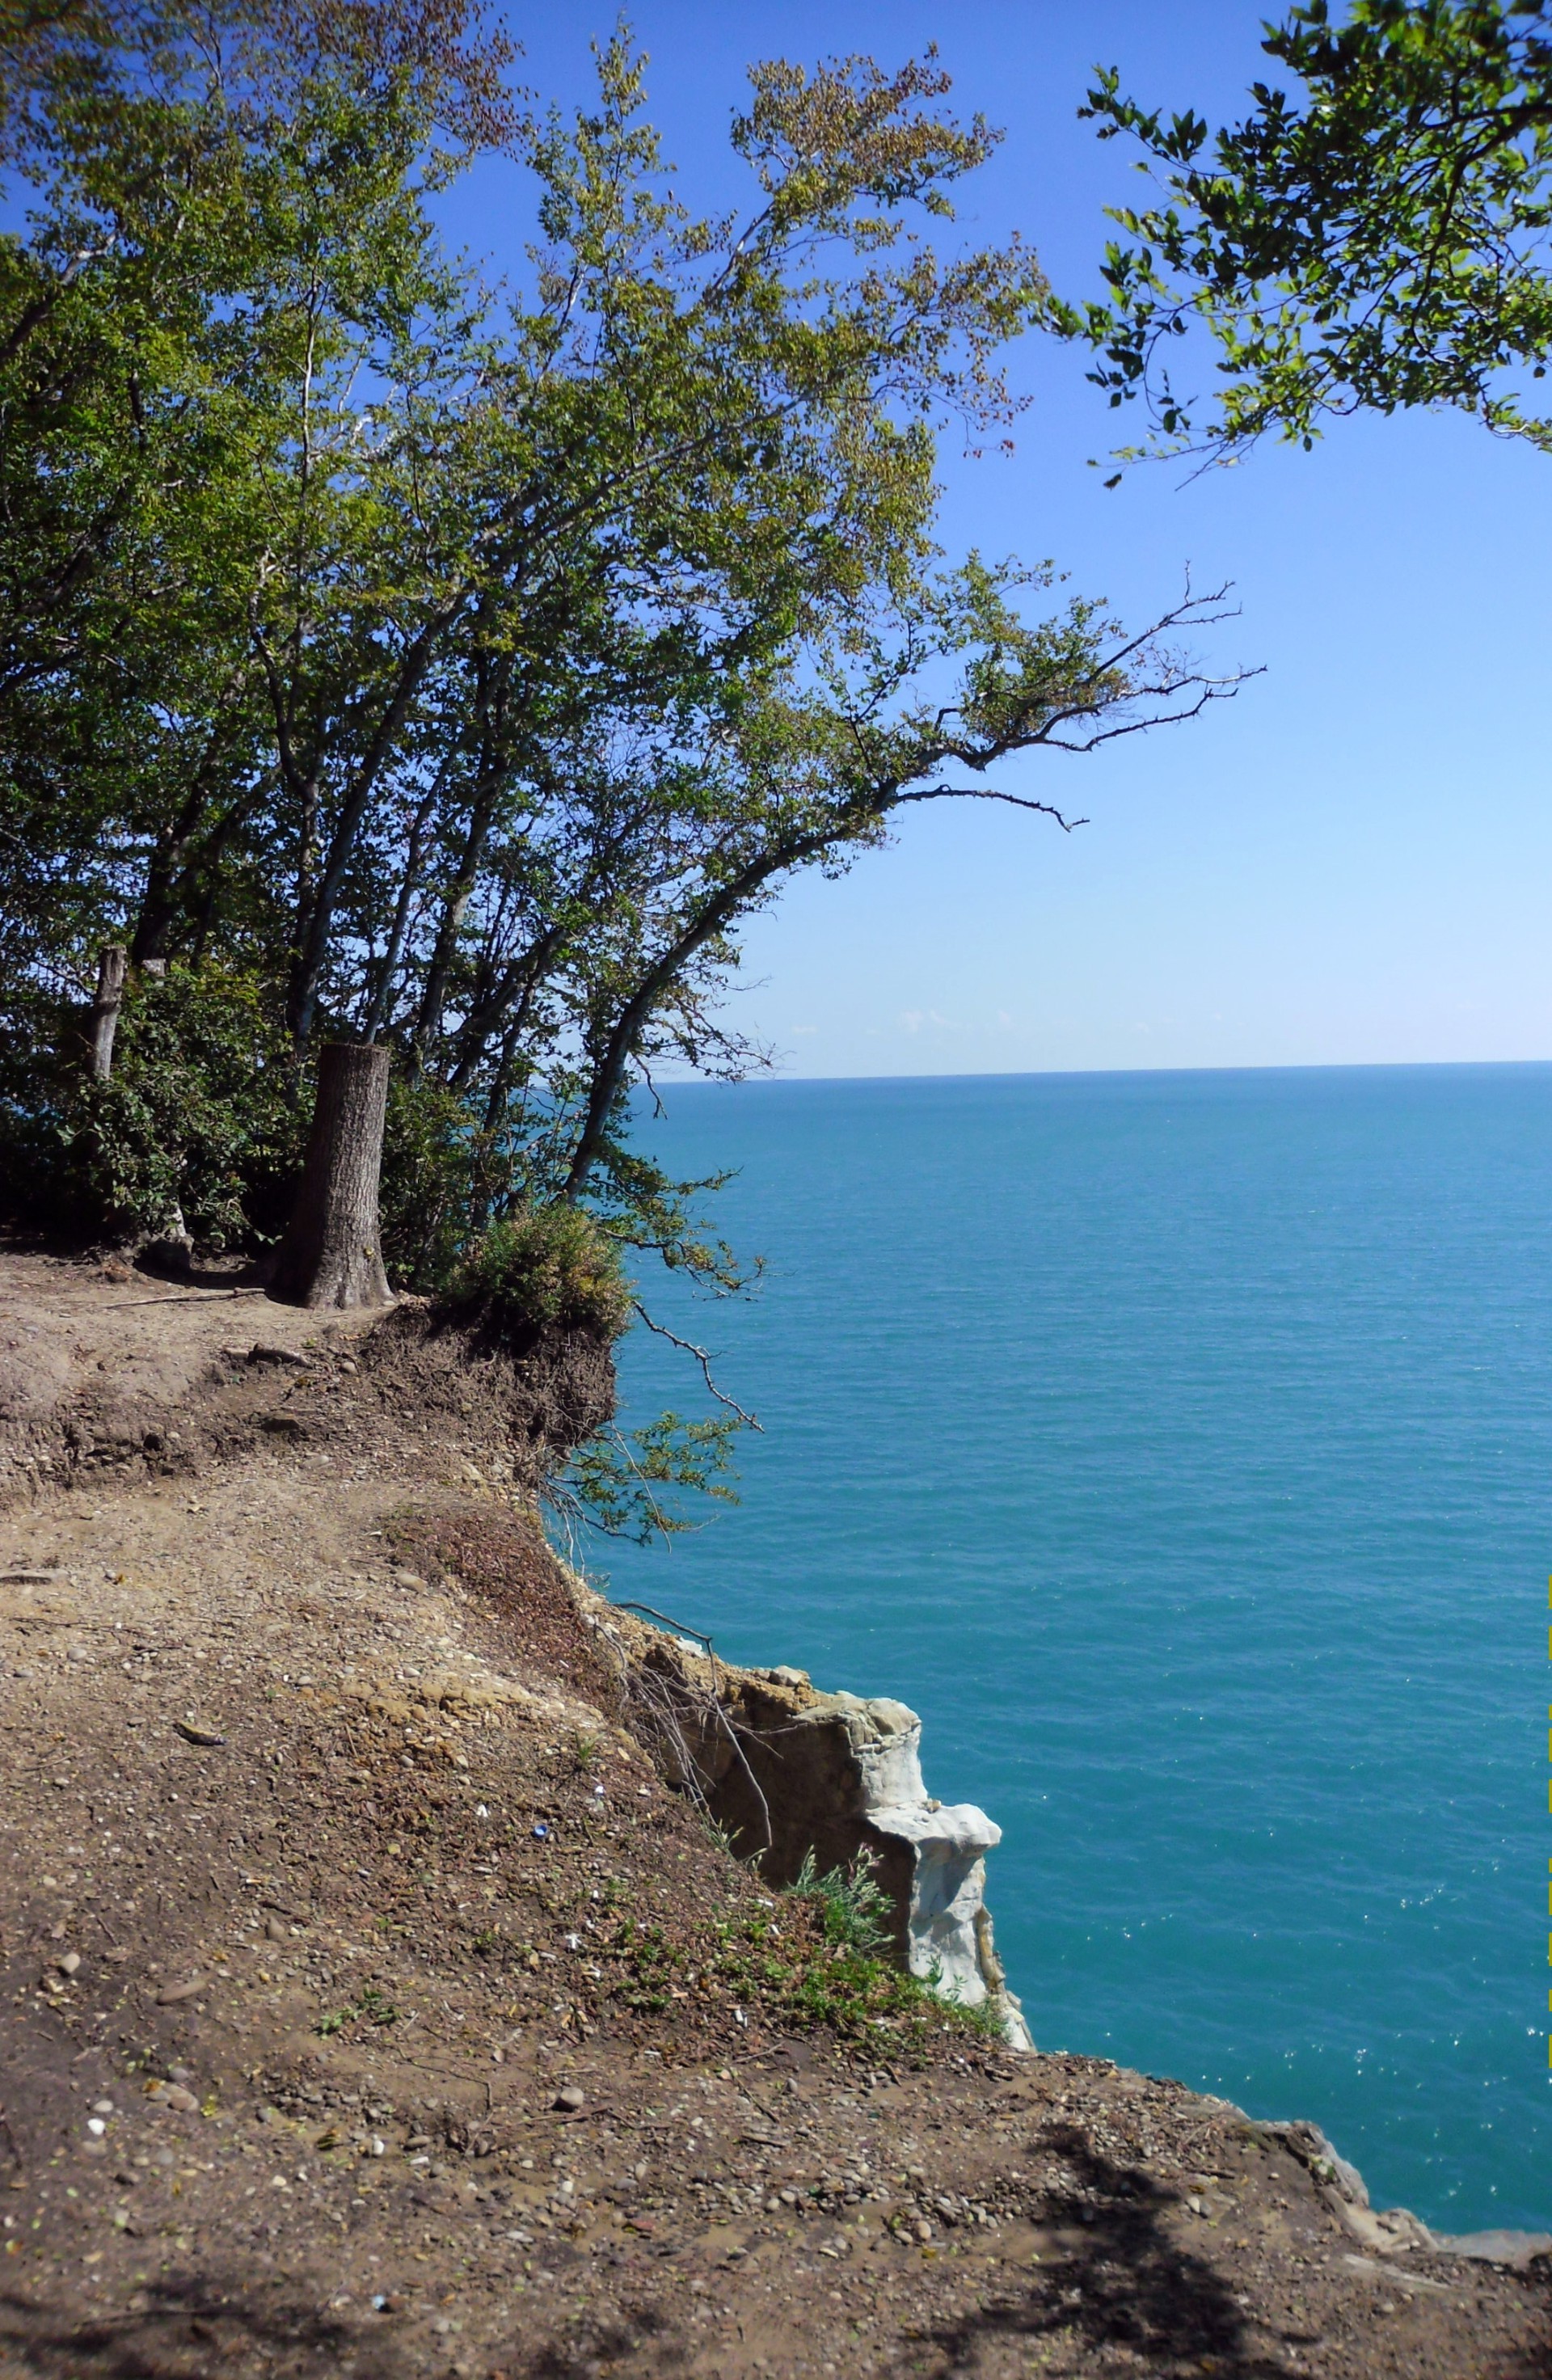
[0,12,1243,1347]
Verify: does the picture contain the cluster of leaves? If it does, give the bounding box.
[1075,0,1552,464]
[560,1412,742,1545]
[0,964,303,1247]
[454,1203,634,1345]
[315,1981,399,2036]
[789,1846,896,1954]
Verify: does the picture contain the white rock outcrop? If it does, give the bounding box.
[576,1590,1032,2049]
[819,1689,1031,2045]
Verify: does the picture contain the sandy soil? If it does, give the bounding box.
[0,1248,1547,2380]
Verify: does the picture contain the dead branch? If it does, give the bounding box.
[629,1304,761,1428]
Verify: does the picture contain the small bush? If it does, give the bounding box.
[455,1204,633,1343]
[788,1847,894,1956]
[0,964,304,1249]
[377,1077,502,1292]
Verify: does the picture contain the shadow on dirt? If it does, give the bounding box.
[902,2126,1298,2378]
[1,2281,693,2380]
[493,2302,682,2378]
[1498,2325,1552,2379]
[131,1245,272,1290]
[0,2277,373,2379]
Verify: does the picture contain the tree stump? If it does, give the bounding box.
[87,945,128,1081]
[271,1043,394,1309]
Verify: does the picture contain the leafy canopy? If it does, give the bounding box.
[1075,1,1552,464]
[0,3,1244,1530]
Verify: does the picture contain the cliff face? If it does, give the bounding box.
[573,1596,1033,2049]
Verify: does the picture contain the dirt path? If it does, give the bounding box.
[0,1251,1546,2379]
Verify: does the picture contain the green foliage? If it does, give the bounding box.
[314,1981,399,2036]
[377,1078,508,1293]
[0,3,1231,1530]
[0,964,302,1248]
[561,1411,742,1542]
[455,1203,633,1343]
[788,1846,894,1956]
[599,1900,995,2042]
[0,7,1197,1202]
[1078,1,1552,464]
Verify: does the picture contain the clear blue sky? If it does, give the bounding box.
[452,3,1552,1076]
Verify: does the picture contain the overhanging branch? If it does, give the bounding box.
[630,1301,761,1430]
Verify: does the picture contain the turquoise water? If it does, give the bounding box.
[593,1066,1551,2232]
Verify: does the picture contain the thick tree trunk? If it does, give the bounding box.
[271,1043,394,1310]
[87,945,128,1081]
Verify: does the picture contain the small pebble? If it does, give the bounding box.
[57,1951,81,1977]
[553,2086,585,2114]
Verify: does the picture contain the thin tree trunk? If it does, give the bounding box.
[561,821,845,1196]
[271,1043,394,1309]
[362,778,441,1044]
[87,946,128,1081]
[413,778,500,1070]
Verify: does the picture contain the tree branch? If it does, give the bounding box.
[630,1301,761,1429]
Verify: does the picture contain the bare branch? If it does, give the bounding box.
[630,1302,761,1430]
[894,787,1089,828]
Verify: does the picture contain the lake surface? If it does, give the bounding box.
[590,1066,1552,2231]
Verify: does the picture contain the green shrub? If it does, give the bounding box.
[455,1203,633,1342]
[788,1847,894,1955]
[0,964,304,1249]
[377,1077,505,1293]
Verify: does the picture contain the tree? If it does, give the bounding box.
[271,1042,393,1306]
[0,9,1244,1480]
[0,0,528,1302]
[1076,0,1552,466]
[545,568,1244,1211]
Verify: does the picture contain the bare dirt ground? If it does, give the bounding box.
[0,1247,1548,2380]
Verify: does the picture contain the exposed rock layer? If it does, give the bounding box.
[574,1593,1033,2048]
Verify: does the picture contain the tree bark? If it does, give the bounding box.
[87,945,128,1081]
[271,1043,394,1309]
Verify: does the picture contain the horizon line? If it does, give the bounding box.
[639,1053,1552,1091]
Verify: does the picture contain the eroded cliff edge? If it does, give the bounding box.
[570,1589,1033,2049]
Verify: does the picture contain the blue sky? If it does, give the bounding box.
[451,3,1552,1076]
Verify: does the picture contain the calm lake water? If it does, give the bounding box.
[590,1066,1552,2231]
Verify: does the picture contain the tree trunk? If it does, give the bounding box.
[271,1043,394,1309]
[87,945,128,1081]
